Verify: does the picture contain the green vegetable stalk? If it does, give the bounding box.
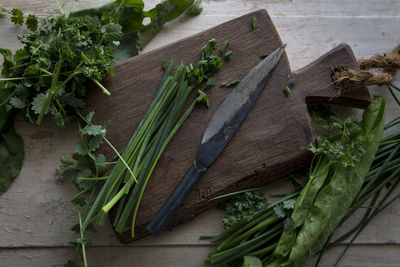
[275,96,385,267]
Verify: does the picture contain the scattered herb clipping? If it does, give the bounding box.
[218,191,267,231]
[225,50,233,60]
[252,16,257,30]
[220,40,230,55]
[283,86,291,97]
[227,79,241,87]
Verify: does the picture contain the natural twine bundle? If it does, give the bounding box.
[332,44,400,89]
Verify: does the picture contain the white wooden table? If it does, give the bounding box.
[1,1,399,266]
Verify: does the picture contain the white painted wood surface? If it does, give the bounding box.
[0,0,399,266]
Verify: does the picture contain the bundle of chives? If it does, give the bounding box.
[81,38,225,237]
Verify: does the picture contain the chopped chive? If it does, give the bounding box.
[208,38,217,49]
[283,86,291,97]
[227,79,240,87]
[198,60,208,65]
[225,50,232,60]
[220,82,228,87]
[206,76,216,87]
[162,60,167,70]
[220,40,230,55]
[252,16,257,30]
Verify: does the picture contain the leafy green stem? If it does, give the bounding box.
[92,79,111,96]
[36,59,63,125]
[0,90,17,107]
[78,207,88,267]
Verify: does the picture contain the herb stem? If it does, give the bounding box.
[36,59,63,125]
[78,207,88,267]
[53,0,64,15]
[0,90,17,107]
[92,79,111,96]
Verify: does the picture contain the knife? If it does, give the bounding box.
[147,45,286,236]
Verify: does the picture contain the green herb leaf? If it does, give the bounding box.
[26,14,38,31]
[81,125,106,136]
[9,96,26,109]
[0,121,24,196]
[85,111,95,123]
[74,143,87,156]
[219,191,266,231]
[102,23,123,43]
[243,256,263,267]
[273,205,286,218]
[11,9,24,25]
[31,93,48,115]
[283,199,296,210]
[60,154,75,176]
[87,135,104,151]
[94,154,107,171]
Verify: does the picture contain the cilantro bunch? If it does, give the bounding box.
[0,11,122,127]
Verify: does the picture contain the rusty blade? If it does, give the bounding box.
[197,45,285,167]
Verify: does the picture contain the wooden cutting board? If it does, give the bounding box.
[86,10,371,243]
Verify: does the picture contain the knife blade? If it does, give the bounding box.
[147,45,286,236]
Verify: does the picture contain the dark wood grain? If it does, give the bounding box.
[85,10,371,243]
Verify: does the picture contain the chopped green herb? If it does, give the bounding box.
[225,50,233,60]
[283,86,291,97]
[162,60,167,70]
[25,14,38,31]
[252,16,257,30]
[227,79,240,87]
[10,9,24,25]
[218,191,267,231]
[220,40,230,55]
[0,5,7,15]
[220,82,228,87]
[206,76,216,87]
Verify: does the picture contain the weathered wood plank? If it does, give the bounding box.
[1,244,399,267]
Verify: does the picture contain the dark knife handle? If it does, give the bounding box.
[147,160,206,236]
